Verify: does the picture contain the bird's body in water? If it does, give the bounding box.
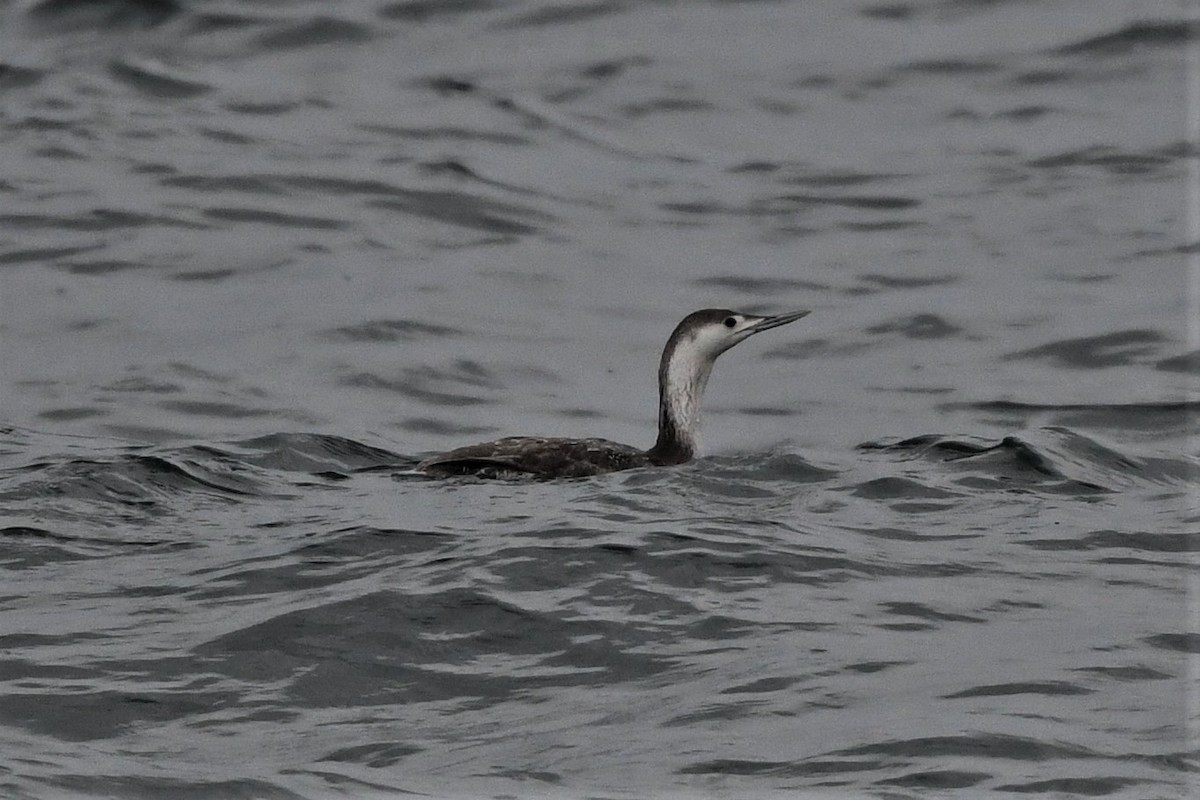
[418,308,810,479]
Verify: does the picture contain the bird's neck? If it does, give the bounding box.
[647,346,713,466]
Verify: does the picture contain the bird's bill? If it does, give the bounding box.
[744,309,811,334]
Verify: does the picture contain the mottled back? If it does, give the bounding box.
[418,436,653,480]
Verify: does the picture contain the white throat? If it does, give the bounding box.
[660,341,717,452]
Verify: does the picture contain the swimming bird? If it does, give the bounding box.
[418,308,810,479]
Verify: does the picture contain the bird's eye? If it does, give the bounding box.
[723,316,737,328]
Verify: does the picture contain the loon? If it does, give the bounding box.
[418,308,810,479]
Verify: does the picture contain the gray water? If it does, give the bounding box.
[1,0,1198,797]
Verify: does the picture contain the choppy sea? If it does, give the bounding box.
[2,1,1199,798]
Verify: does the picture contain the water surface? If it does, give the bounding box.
[1,1,1196,798]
